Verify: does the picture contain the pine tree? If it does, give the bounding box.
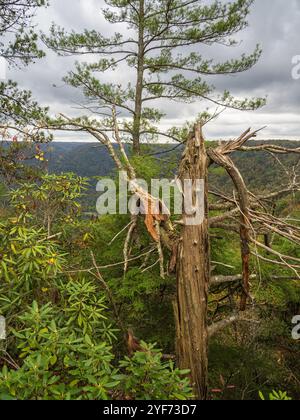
[0,0,50,141]
[44,0,265,154]
[0,0,48,66]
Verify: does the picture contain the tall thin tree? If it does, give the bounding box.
[44,0,265,153]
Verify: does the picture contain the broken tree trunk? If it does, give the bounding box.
[208,148,251,311]
[174,124,210,400]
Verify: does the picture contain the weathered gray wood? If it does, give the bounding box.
[174,124,210,400]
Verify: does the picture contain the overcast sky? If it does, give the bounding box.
[8,0,300,141]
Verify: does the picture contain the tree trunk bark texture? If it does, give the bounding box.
[174,124,210,400]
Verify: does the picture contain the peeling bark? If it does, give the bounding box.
[174,124,210,400]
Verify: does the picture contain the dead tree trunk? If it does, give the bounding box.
[208,149,251,311]
[174,124,210,400]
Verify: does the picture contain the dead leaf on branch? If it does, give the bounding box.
[130,183,170,242]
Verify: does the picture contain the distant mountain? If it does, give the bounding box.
[1,140,298,212]
[1,139,296,200]
[44,143,116,178]
[41,140,300,194]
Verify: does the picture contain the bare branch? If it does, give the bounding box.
[240,144,300,154]
[208,313,260,338]
[210,274,257,287]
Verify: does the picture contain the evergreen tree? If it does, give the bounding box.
[44,0,265,153]
[0,0,47,66]
[0,0,51,142]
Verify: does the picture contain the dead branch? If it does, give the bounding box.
[209,222,240,233]
[210,274,257,287]
[208,148,252,311]
[155,221,165,279]
[240,144,300,154]
[209,202,235,211]
[56,112,173,276]
[112,106,136,179]
[109,221,135,246]
[251,251,300,270]
[211,261,235,269]
[208,313,260,339]
[213,127,266,155]
[209,208,240,225]
[90,251,126,333]
[141,259,160,273]
[123,215,138,274]
[208,315,240,338]
[250,238,300,264]
[64,247,156,274]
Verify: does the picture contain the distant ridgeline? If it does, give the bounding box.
[42,140,300,190]
[45,143,116,178]
[2,140,299,204]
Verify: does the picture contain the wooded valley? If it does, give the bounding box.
[0,0,299,402]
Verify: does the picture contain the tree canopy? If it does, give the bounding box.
[44,0,265,153]
[0,0,48,66]
[0,0,51,143]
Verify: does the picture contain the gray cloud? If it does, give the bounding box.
[8,0,300,140]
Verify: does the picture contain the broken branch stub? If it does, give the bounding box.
[129,180,170,242]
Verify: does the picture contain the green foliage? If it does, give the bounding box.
[0,301,120,400]
[259,390,292,401]
[58,278,115,338]
[119,342,193,400]
[0,142,43,185]
[1,139,300,400]
[0,1,51,143]
[0,0,48,66]
[0,82,52,142]
[10,173,88,233]
[208,339,295,401]
[0,296,191,400]
[0,182,6,199]
[0,221,65,296]
[0,175,192,401]
[130,154,161,182]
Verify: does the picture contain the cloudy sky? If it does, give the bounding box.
[8,0,300,141]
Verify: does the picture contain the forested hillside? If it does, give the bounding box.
[1,138,299,400]
[0,0,299,403]
[24,140,300,191]
[45,140,300,202]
